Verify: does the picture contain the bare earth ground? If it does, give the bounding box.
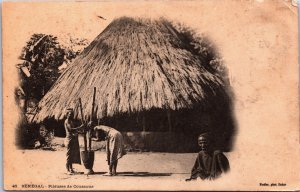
[21,149,195,181]
[15,147,228,185]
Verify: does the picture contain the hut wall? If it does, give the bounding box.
[70,132,199,153]
[46,103,235,152]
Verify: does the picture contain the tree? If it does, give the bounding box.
[59,34,89,64]
[174,23,227,78]
[15,33,89,148]
[17,33,89,111]
[18,34,64,101]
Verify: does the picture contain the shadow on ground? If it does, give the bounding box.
[64,171,172,177]
[115,172,172,177]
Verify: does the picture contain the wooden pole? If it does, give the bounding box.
[89,87,96,151]
[79,98,87,152]
[142,112,146,132]
[167,109,172,132]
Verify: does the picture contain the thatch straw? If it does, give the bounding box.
[34,17,225,123]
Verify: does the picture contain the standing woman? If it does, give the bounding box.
[90,123,126,176]
[64,108,84,174]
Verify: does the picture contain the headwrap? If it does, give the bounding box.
[198,132,211,141]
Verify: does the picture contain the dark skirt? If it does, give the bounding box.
[65,136,81,164]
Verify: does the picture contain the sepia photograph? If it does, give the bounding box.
[2,0,300,191]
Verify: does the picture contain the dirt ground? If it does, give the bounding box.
[9,147,232,190]
[20,149,195,181]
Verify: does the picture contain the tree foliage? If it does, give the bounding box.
[174,23,227,78]
[17,33,89,103]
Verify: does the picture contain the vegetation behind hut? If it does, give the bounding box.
[16,34,89,149]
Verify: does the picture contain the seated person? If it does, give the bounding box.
[186,133,230,181]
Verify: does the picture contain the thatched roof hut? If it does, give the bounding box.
[34,17,234,152]
[35,17,224,121]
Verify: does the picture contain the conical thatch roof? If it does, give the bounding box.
[34,17,224,123]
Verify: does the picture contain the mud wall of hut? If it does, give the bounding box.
[44,94,235,153]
